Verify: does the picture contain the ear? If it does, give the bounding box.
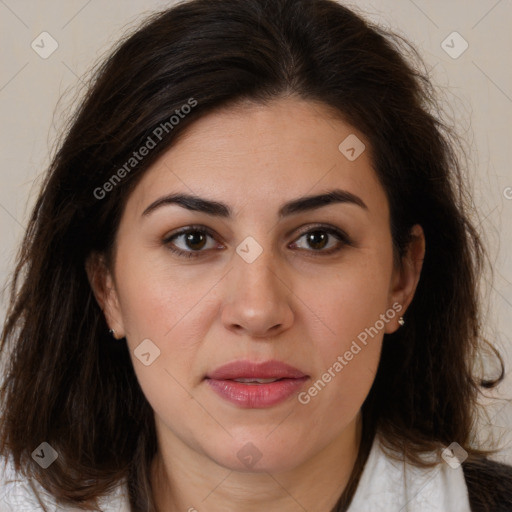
[385,224,425,333]
[85,252,125,339]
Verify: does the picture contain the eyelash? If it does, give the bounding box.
[162,224,353,259]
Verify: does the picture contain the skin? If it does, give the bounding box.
[87,96,425,511]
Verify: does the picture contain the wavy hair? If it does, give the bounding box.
[0,0,504,510]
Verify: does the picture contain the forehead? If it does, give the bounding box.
[125,97,388,221]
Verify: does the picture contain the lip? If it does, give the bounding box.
[207,360,307,380]
[205,360,309,408]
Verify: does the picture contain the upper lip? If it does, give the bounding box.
[206,360,307,380]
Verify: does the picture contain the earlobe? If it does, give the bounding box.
[385,224,425,333]
[85,252,125,337]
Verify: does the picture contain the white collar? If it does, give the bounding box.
[347,432,472,511]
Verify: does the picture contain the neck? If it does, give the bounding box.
[151,413,364,512]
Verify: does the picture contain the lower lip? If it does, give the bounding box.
[205,377,309,408]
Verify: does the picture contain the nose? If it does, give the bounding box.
[220,243,294,338]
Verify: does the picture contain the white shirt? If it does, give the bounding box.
[0,433,471,511]
[347,432,472,511]
[0,457,129,511]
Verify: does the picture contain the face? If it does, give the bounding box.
[88,96,423,473]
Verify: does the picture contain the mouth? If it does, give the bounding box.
[206,359,307,380]
[204,360,309,408]
[229,377,284,384]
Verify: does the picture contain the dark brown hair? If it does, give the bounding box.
[0,0,504,510]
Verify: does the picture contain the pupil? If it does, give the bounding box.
[186,232,206,250]
[308,231,327,250]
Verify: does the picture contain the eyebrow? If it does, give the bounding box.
[142,188,368,219]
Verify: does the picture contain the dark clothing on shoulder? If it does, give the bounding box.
[464,457,512,511]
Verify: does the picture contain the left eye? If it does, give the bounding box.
[163,225,350,259]
[291,228,348,253]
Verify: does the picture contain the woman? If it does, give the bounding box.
[1,0,511,510]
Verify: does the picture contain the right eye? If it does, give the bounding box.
[163,226,223,258]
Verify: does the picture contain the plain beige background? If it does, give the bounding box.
[1,0,511,464]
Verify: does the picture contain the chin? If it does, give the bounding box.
[204,436,310,474]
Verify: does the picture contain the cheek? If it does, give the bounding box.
[295,253,392,409]
[296,297,384,427]
[114,243,218,342]
[302,251,393,345]
[112,250,210,398]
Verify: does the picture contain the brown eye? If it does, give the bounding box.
[163,226,220,258]
[290,226,352,255]
[304,230,329,250]
[163,224,352,260]
[182,231,208,251]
